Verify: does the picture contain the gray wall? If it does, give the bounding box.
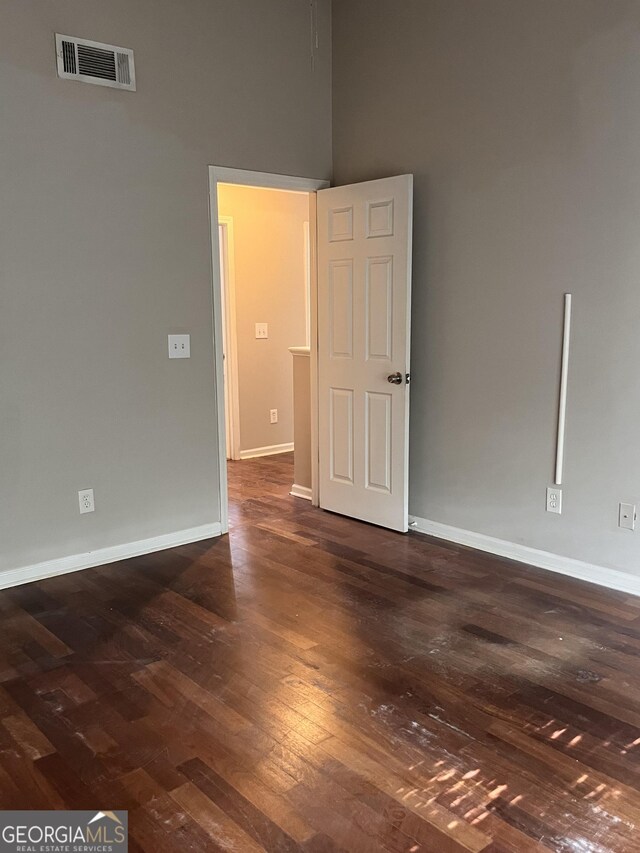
[0,0,331,573]
[333,0,640,576]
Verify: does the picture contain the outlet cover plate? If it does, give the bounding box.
[619,502,636,531]
[168,334,190,359]
[78,488,95,514]
[546,487,562,514]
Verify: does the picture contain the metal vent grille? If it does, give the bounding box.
[61,40,76,74]
[77,44,116,81]
[55,34,136,91]
[116,52,131,85]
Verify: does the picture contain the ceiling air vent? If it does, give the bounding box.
[55,34,136,91]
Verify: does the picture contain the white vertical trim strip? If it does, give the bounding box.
[208,170,229,534]
[555,293,572,485]
[308,193,320,506]
[218,218,241,461]
[303,221,311,348]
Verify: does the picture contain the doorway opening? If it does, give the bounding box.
[210,169,413,536]
[218,184,310,463]
[209,168,329,533]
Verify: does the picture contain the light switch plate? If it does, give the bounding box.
[255,323,268,339]
[168,334,190,358]
[619,502,636,531]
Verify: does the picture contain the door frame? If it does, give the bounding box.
[208,166,329,534]
[218,216,240,461]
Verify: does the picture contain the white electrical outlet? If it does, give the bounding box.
[619,503,636,531]
[546,487,562,514]
[255,323,268,339]
[270,408,278,424]
[168,334,190,359]
[78,488,95,514]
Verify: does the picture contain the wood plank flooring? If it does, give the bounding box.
[1,452,640,851]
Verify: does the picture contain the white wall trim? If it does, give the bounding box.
[308,191,320,507]
[239,442,294,460]
[0,523,222,592]
[303,220,311,348]
[290,484,313,501]
[212,167,329,193]
[555,292,572,485]
[218,217,241,461]
[408,516,640,597]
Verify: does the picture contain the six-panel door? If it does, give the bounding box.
[317,176,413,532]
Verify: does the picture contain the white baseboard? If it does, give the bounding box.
[0,523,222,592]
[408,515,640,597]
[290,484,312,501]
[239,443,294,460]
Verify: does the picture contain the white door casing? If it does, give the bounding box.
[317,176,413,532]
[219,224,231,460]
[218,218,240,461]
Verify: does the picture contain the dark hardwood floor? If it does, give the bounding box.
[2,453,640,851]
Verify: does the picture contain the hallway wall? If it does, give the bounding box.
[217,185,309,455]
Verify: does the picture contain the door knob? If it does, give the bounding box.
[387,372,403,385]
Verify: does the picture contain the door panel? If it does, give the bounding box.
[366,256,393,360]
[329,206,354,242]
[318,175,413,532]
[330,388,354,484]
[329,260,354,359]
[365,391,392,494]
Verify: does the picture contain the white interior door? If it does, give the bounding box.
[317,175,413,532]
